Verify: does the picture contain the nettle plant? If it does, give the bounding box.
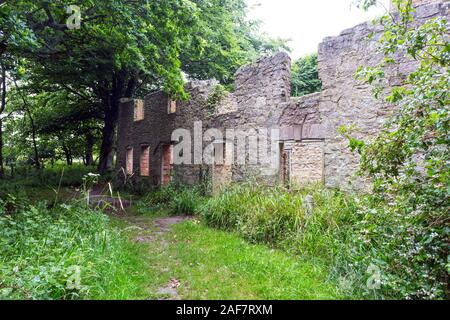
[353,0,449,298]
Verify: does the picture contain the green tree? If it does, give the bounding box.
[3,0,288,174]
[0,60,6,176]
[0,1,37,176]
[291,54,322,97]
[180,0,290,84]
[10,0,198,173]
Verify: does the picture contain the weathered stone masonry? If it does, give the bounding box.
[117,0,449,191]
[317,0,449,190]
[117,80,219,187]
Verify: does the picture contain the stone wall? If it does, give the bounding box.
[212,52,292,185]
[391,0,444,9]
[412,0,443,5]
[317,0,449,190]
[290,142,324,185]
[117,51,293,187]
[117,80,218,187]
[233,52,291,108]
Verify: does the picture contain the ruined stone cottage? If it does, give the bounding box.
[117,0,449,192]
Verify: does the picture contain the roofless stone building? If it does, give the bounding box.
[117,0,449,192]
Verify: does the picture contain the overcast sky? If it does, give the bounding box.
[246,0,390,58]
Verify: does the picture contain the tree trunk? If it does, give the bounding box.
[85,132,94,166]
[26,109,40,169]
[0,118,4,178]
[98,72,136,174]
[98,106,117,174]
[13,78,40,169]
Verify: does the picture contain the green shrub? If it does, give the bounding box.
[346,197,449,299]
[0,196,131,300]
[349,0,449,299]
[200,183,357,252]
[199,183,448,299]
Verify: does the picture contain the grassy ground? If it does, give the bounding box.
[2,168,344,300]
[0,170,352,300]
[88,228,155,300]
[0,176,345,300]
[114,213,342,300]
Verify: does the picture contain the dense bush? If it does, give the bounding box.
[347,196,448,299]
[351,0,449,299]
[0,196,132,299]
[199,183,358,256]
[199,183,448,299]
[137,184,205,216]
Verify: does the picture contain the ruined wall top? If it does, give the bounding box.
[318,0,449,90]
[233,52,291,106]
[413,0,444,5]
[391,0,444,9]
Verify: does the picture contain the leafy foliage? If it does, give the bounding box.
[291,54,322,97]
[355,0,380,11]
[137,184,205,216]
[0,164,96,197]
[0,197,127,299]
[180,0,289,84]
[144,219,339,299]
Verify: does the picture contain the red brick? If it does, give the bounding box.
[140,146,150,177]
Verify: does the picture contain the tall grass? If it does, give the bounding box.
[4,164,96,187]
[0,195,145,300]
[199,183,359,256]
[137,184,205,216]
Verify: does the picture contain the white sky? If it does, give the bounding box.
[247,0,391,58]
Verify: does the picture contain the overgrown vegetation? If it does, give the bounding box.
[136,184,206,216]
[352,0,449,299]
[199,183,448,299]
[140,218,340,299]
[0,0,289,174]
[0,0,447,301]
[0,195,151,299]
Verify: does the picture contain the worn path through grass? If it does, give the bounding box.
[115,213,342,300]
